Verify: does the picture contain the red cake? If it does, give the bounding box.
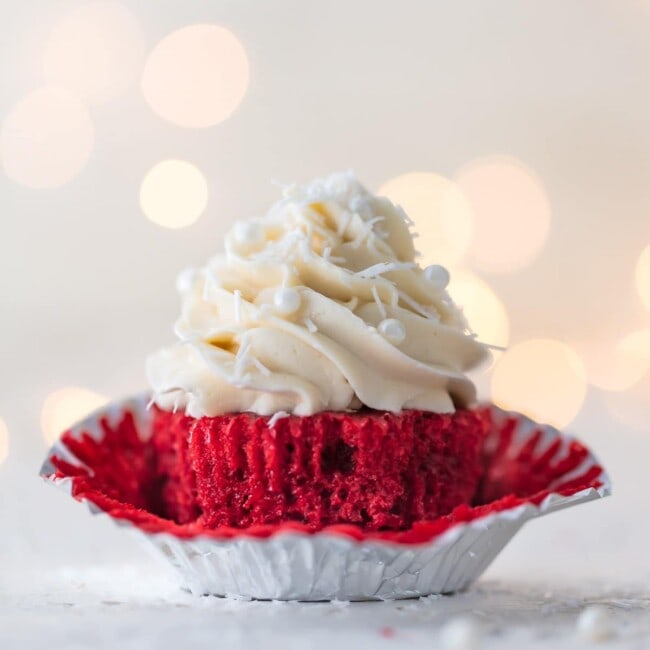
[151,406,488,530]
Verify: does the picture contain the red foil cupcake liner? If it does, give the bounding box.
[40,395,610,600]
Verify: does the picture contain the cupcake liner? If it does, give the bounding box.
[40,395,610,601]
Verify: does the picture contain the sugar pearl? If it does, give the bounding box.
[424,264,450,290]
[274,287,301,314]
[378,318,406,344]
[234,220,263,245]
[576,605,613,643]
[439,616,481,650]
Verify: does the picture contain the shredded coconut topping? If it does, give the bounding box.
[355,261,417,279]
[267,411,290,427]
[147,171,488,418]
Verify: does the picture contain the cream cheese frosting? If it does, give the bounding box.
[146,172,488,417]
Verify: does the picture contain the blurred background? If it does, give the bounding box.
[1,0,649,590]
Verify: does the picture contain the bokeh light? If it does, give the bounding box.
[1,87,94,188]
[378,172,473,268]
[447,270,510,348]
[577,329,650,392]
[455,156,551,274]
[0,417,8,465]
[43,1,145,104]
[491,338,587,428]
[636,245,650,312]
[140,159,208,229]
[141,24,250,128]
[41,387,108,446]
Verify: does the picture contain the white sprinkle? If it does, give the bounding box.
[146,396,156,411]
[439,616,482,650]
[424,264,450,290]
[305,317,318,333]
[268,411,289,427]
[252,357,271,376]
[356,261,416,279]
[576,605,613,643]
[378,318,406,344]
[233,290,242,324]
[371,285,387,319]
[274,287,301,314]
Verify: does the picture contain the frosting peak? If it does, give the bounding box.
[147,172,487,417]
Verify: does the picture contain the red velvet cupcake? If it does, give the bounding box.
[146,172,490,532]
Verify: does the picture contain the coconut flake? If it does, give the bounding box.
[356,261,416,279]
[233,290,242,324]
[234,339,252,379]
[305,317,318,333]
[252,357,271,376]
[268,411,289,427]
[398,290,439,320]
[371,285,387,319]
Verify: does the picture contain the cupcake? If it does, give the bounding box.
[146,171,490,532]
[43,170,610,600]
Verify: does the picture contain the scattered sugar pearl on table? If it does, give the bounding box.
[439,616,482,650]
[274,287,301,314]
[576,605,613,643]
[424,264,450,290]
[378,318,406,344]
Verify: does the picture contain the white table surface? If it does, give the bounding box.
[3,565,650,650]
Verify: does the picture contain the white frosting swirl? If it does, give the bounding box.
[147,172,487,417]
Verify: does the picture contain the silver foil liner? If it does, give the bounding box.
[40,395,611,601]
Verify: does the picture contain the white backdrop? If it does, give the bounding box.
[1,0,650,599]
